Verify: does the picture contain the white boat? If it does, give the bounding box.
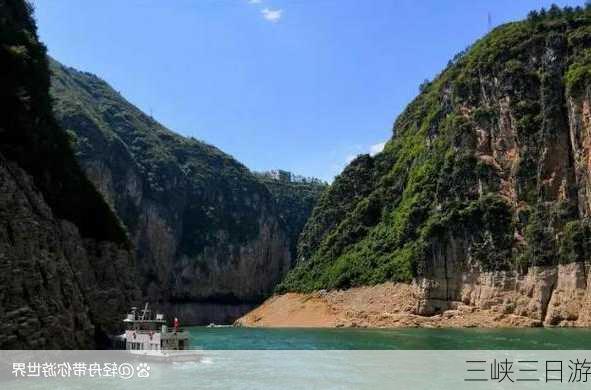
[115,303,201,362]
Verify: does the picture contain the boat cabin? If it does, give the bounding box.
[122,304,190,352]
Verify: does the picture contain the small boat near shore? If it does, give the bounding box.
[207,323,233,328]
[113,303,201,362]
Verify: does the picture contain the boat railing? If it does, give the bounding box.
[164,328,187,334]
[129,328,187,334]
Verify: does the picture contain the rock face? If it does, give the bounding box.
[415,259,591,327]
[277,6,591,327]
[0,157,139,347]
[0,0,139,348]
[49,60,325,323]
[254,171,327,257]
[238,264,591,328]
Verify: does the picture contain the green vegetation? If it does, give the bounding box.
[280,4,591,293]
[255,171,327,256]
[50,58,278,256]
[559,219,591,264]
[565,49,591,95]
[0,0,127,244]
[50,59,326,265]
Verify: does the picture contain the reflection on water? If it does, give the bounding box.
[189,327,591,350]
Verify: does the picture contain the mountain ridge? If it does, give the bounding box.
[49,58,326,323]
[236,5,591,329]
[280,5,591,295]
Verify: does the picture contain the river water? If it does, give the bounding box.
[189,326,591,349]
[5,328,591,389]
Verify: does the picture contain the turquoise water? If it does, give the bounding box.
[6,329,591,389]
[189,326,591,349]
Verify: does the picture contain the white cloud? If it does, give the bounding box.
[345,154,357,164]
[327,141,386,182]
[261,8,283,23]
[369,141,386,156]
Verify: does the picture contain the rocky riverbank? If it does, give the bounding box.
[237,262,591,328]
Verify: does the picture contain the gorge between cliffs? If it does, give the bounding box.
[48,59,327,326]
[6,0,591,350]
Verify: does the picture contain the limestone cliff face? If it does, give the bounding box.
[414,252,591,326]
[49,60,294,320]
[280,6,591,329]
[568,91,591,217]
[0,157,140,347]
[0,0,139,348]
[410,15,591,325]
[238,265,591,328]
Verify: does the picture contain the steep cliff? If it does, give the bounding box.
[254,171,327,257]
[0,0,139,348]
[49,60,312,323]
[276,6,591,326]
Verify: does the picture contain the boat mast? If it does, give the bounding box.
[140,302,149,320]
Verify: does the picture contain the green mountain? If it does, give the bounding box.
[0,0,139,348]
[281,5,591,293]
[49,60,325,323]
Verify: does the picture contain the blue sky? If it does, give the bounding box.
[32,0,583,182]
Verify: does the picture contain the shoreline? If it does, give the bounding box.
[235,282,583,329]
